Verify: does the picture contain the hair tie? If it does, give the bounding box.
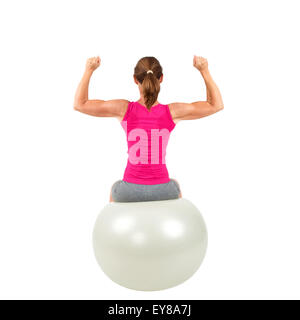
[147,70,153,74]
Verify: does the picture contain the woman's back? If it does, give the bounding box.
[121,101,176,185]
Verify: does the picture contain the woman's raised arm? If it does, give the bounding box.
[73,56,128,120]
[169,56,224,122]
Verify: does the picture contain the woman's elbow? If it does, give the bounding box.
[73,102,84,112]
[215,104,224,112]
[74,106,82,112]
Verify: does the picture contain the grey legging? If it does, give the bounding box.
[111,178,181,202]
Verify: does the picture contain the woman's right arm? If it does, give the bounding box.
[169,56,224,122]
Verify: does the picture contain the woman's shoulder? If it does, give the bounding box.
[118,100,133,122]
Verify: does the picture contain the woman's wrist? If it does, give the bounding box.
[84,68,94,76]
[200,68,212,83]
[199,67,210,76]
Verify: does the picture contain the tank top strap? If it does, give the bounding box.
[164,104,176,130]
[122,101,134,122]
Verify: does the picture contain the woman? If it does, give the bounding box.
[74,56,224,202]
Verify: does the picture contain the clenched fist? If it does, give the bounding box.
[86,56,101,71]
[193,55,208,72]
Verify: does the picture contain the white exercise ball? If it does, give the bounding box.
[92,198,208,291]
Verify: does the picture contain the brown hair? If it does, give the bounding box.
[134,57,163,110]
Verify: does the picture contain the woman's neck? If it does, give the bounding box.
[137,99,160,107]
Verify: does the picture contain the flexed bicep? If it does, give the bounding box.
[74,99,129,119]
[169,101,223,121]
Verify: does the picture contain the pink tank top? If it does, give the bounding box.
[121,101,176,184]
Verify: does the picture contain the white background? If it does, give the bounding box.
[0,0,299,299]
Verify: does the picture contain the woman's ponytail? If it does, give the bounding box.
[134,57,163,110]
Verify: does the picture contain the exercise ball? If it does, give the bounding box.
[92,198,208,291]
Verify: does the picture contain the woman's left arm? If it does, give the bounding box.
[73,57,128,119]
